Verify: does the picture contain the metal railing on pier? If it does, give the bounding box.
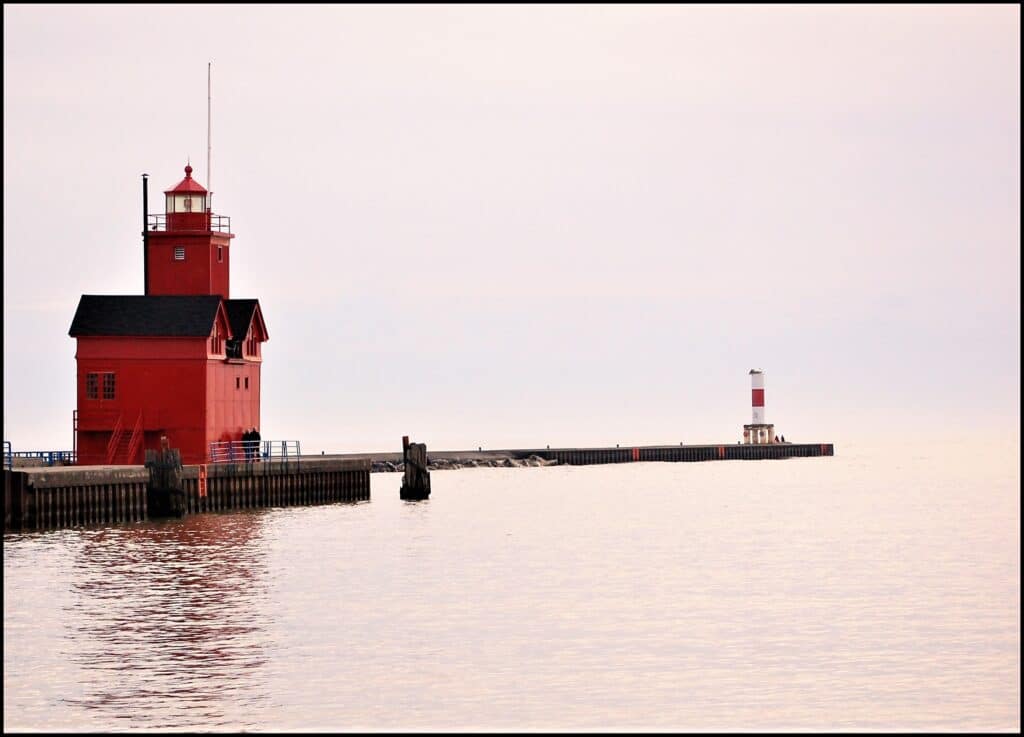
[208,440,302,471]
[5,448,78,468]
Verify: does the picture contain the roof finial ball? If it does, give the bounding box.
[184,163,193,177]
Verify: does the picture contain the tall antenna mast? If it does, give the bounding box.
[207,61,212,212]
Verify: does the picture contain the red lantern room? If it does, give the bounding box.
[165,163,209,231]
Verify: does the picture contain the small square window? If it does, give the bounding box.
[174,247,185,261]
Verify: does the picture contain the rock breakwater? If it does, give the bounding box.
[371,454,558,473]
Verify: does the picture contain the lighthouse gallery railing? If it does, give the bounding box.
[147,213,231,233]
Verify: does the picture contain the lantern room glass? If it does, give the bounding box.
[166,193,207,214]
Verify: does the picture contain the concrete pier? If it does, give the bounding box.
[4,442,833,532]
[332,441,835,470]
[4,457,370,532]
[177,458,370,515]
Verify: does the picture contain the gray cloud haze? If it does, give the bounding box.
[4,5,1020,453]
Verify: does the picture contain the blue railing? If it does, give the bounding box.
[5,448,77,468]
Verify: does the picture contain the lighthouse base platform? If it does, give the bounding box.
[743,423,776,445]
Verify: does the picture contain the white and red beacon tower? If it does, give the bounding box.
[743,369,775,445]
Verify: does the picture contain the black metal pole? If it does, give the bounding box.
[142,173,149,295]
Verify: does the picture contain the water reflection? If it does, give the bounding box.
[5,450,1019,731]
[61,512,271,730]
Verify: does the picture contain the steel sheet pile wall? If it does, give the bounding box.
[534,443,833,466]
[178,459,370,514]
[3,457,370,532]
[4,467,150,531]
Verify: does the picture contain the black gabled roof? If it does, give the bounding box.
[69,295,224,337]
[224,299,259,341]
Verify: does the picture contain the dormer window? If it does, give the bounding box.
[210,325,224,355]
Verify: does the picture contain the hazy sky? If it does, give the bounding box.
[3,4,1020,453]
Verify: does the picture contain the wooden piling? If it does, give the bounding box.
[145,441,185,519]
[400,437,431,500]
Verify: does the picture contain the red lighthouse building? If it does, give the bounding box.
[69,165,268,465]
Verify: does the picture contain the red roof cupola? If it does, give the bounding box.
[164,164,209,231]
[163,163,209,230]
[168,163,207,194]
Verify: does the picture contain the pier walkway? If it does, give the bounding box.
[330,441,834,469]
[4,442,832,532]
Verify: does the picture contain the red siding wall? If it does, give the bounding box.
[146,231,232,298]
[76,337,209,464]
[206,361,261,448]
[75,325,261,464]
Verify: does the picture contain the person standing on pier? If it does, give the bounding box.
[252,427,261,461]
[242,428,254,461]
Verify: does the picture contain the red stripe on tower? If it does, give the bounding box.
[750,369,765,424]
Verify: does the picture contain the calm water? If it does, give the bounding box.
[4,439,1019,731]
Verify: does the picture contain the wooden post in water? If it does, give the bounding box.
[400,436,431,500]
[145,436,186,518]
